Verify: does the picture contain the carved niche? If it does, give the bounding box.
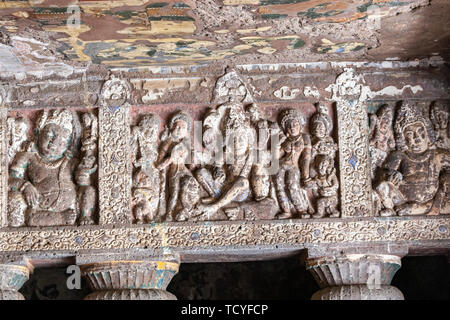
[371,100,450,217]
[7,108,99,227]
[130,71,341,223]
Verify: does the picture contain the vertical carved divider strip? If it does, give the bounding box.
[0,105,6,228]
[332,70,373,217]
[98,103,132,225]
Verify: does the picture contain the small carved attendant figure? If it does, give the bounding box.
[430,101,450,214]
[76,112,98,225]
[8,110,80,227]
[309,155,340,218]
[75,154,97,225]
[131,114,162,223]
[7,116,30,165]
[157,111,192,221]
[275,109,314,219]
[430,101,449,149]
[369,104,396,179]
[309,104,338,176]
[375,102,450,216]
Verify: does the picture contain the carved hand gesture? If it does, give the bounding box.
[22,182,40,208]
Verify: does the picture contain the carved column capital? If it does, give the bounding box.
[80,255,179,300]
[0,264,30,300]
[306,247,405,300]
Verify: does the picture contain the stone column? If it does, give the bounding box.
[305,246,406,300]
[79,255,179,300]
[0,264,30,300]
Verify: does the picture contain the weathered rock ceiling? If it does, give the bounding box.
[0,0,449,72]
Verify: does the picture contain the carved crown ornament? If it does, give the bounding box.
[0,67,448,255]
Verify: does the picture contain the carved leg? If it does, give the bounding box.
[0,264,30,300]
[274,168,292,218]
[81,259,179,300]
[306,248,405,300]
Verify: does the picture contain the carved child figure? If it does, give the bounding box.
[369,104,396,179]
[157,111,193,221]
[174,175,201,221]
[375,102,450,216]
[309,155,340,218]
[275,109,314,219]
[131,114,162,223]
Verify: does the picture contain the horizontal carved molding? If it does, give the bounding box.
[0,216,448,253]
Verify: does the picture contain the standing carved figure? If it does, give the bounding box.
[369,104,396,179]
[131,114,162,223]
[430,101,449,214]
[7,109,93,227]
[309,104,338,179]
[375,102,450,216]
[430,101,449,149]
[76,112,98,225]
[7,116,30,165]
[275,109,314,219]
[157,111,192,221]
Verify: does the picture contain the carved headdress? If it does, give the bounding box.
[36,109,74,135]
[169,110,192,132]
[394,101,436,151]
[310,104,333,134]
[279,109,305,133]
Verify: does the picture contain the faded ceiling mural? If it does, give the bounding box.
[0,0,448,70]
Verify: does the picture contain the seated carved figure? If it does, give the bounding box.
[195,104,278,221]
[375,102,450,216]
[8,110,92,227]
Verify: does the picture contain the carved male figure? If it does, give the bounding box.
[8,109,96,227]
[375,102,450,216]
[275,109,314,219]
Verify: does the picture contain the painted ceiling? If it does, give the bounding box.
[0,0,449,69]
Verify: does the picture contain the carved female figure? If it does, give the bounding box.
[157,111,192,221]
[275,109,314,219]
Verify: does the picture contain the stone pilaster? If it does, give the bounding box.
[79,255,179,300]
[0,264,30,300]
[305,246,406,300]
